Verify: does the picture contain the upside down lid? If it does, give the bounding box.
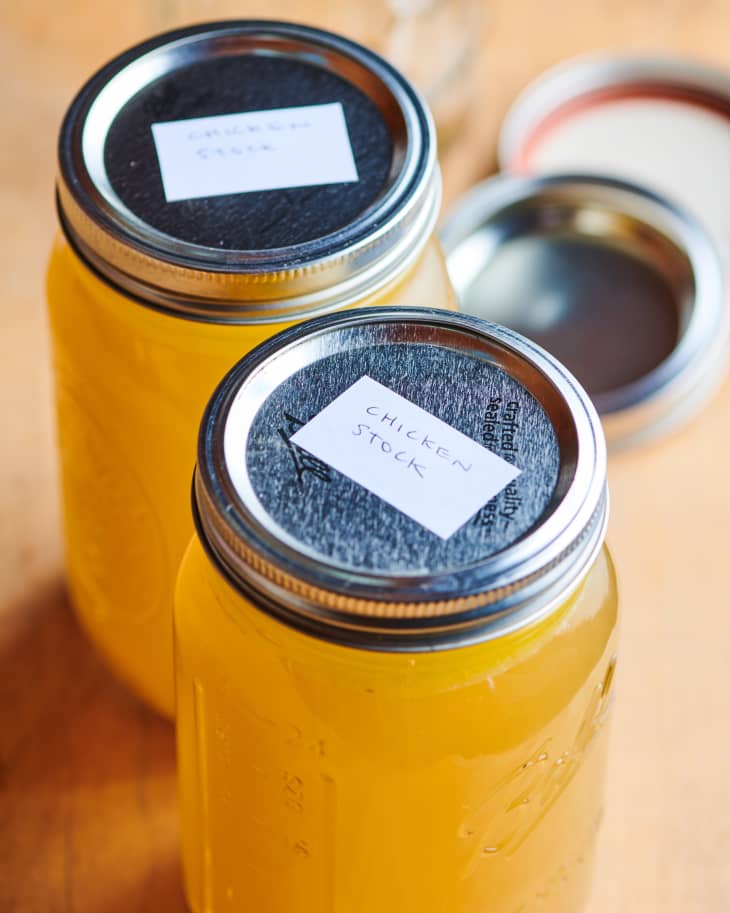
[500,54,730,263]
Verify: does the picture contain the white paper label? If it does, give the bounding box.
[150,103,359,202]
[291,376,522,540]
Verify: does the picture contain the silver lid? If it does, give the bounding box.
[57,21,439,321]
[441,174,728,450]
[194,306,607,649]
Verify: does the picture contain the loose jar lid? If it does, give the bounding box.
[499,55,730,262]
[194,306,607,649]
[441,174,728,450]
[57,20,439,320]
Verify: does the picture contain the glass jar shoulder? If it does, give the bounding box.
[176,537,617,731]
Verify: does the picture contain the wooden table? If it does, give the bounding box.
[2,2,729,910]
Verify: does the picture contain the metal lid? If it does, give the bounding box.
[499,54,730,264]
[194,306,607,649]
[441,174,728,450]
[57,20,439,321]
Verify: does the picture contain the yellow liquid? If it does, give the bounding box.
[175,537,618,913]
[46,235,455,716]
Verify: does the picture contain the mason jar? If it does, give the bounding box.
[47,21,453,715]
[176,306,619,913]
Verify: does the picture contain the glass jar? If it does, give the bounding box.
[48,21,453,716]
[176,307,619,913]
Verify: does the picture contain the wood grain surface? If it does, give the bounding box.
[2,2,730,911]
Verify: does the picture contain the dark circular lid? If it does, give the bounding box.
[57,21,439,319]
[194,307,608,649]
[104,51,392,251]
